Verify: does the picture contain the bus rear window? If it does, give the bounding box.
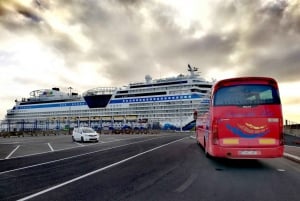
[213,84,280,106]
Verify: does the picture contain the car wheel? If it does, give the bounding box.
[72,136,75,142]
[81,136,84,143]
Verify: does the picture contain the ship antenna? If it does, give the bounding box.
[188,64,192,72]
[187,64,198,77]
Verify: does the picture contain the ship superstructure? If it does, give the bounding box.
[2,65,213,131]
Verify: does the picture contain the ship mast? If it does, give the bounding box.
[188,64,199,77]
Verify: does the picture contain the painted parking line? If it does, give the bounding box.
[47,143,54,152]
[75,142,84,147]
[5,145,20,159]
[0,136,152,161]
[18,136,187,201]
[175,173,198,193]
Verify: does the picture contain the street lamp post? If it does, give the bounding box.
[180,99,183,132]
[179,88,185,132]
[68,87,73,135]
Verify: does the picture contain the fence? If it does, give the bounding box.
[0,119,161,138]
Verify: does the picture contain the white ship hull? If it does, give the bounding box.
[2,66,212,132]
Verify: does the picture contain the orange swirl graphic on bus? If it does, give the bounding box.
[244,123,266,130]
[226,122,270,138]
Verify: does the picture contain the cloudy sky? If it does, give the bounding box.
[0,0,300,122]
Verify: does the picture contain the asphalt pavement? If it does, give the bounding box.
[0,133,299,201]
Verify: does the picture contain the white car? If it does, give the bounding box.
[72,127,99,142]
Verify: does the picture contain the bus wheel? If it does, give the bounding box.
[204,140,210,158]
[196,134,200,145]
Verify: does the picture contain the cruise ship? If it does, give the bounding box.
[2,65,213,131]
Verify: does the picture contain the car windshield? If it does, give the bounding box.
[82,128,95,133]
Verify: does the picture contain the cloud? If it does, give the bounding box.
[1,0,300,84]
[0,0,42,23]
[1,0,300,121]
[247,45,300,81]
[207,0,300,82]
[243,0,300,82]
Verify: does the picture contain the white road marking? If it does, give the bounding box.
[100,139,126,143]
[75,142,84,147]
[175,173,198,193]
[0,135,147,161]
[0,135,172,175]
[5,145,20,159]
[18,137,187,201]
[47,143,54,151]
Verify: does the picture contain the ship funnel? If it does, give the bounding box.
[145,75,152,84]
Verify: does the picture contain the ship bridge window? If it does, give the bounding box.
[196,84,212,88]
[191,89,208,93]
[116,90,129,94]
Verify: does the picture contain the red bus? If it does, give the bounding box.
[196,77,284,158]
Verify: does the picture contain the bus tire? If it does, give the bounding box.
[204,140,210,158]
[196,134,200,145]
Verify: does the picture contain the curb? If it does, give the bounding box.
[283,153,300,163]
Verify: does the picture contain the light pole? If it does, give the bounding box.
[180,99,183,132]
[68,87,73,135]
[179,87,185,132]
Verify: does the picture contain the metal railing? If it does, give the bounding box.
[284,120,300,129]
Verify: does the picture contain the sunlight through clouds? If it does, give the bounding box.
[157,0,212,30]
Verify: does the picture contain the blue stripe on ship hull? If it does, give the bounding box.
[109,94,204,104]
[16,101,87,110]
[15,94,206,110]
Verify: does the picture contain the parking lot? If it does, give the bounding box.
[0,134,157,160]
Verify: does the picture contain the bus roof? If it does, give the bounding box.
[213,77,278,93]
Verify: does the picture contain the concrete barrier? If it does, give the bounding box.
[284,128,300,137]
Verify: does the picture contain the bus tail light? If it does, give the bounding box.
[212,120,219,145]
[279,118,284,146]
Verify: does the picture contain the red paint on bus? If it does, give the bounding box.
[196,77,284,159]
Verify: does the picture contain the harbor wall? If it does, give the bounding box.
[284,128,300,137]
